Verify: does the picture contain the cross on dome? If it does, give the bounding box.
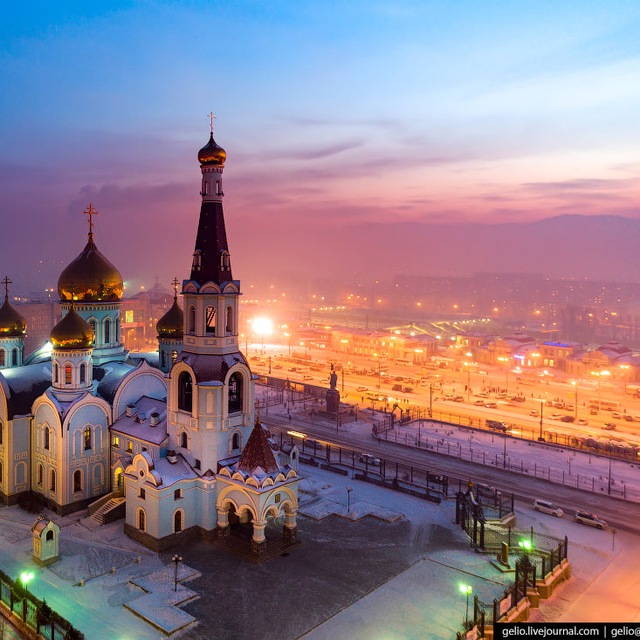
[208,112,216,133]
[2,275,11,298]
[84,203,99,240]
[171,277,180,298]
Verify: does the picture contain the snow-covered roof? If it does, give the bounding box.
[153,454,199,486]
[0,362,51,418]
[111,396,168,445]
[94,361,137,403]
[127,352,160,368]
[177,351,249,383]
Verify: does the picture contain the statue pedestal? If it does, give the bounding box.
[326,389,340,413]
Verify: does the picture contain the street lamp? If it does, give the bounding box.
[172,554,183,592]
[20,571,34,593]
[459,583,472,625]
[571,380,578,421]
[538,399,544,441]
[346,487,353,514]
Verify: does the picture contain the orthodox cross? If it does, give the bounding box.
[84,203,98,238]
[208,111,216,134]
[172,277,180,298]
[2,276,11,298]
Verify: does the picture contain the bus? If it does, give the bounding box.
[589,399,621,411]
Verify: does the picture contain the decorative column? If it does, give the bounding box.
[216,506,230,538]
[283,508,297,542]
[251,519,267,556]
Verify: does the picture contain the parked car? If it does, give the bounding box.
[359,453,381,466]
[529,409,540,417]
[550,413,563,420]
[623,415,635,422]
[576,418,589,426]
[357,386,367,392]
[575,511,608,529]
[533,499,564,517]
[474,400,486,406]
[560,416,575,423]
[602,423,617,431]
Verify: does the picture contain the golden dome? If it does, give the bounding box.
[0,296,27,337]
[156,295,183,339]
[58,236,123,302]
[50,306,94,350]
[198,133,226,166]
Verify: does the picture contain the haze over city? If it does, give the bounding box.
[2,1,640,293]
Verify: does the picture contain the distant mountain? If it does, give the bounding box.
[235,214,640,285]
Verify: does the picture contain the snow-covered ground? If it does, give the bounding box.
[0,456,637,639]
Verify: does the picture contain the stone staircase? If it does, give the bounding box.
[89,497,126,525]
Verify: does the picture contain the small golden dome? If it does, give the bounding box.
[156,296,183,339]
[198,133,226,166]
[0,296,27,337]
[50,306,94,350]
[58,236,123,302]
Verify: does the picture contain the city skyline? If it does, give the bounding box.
[1,1,640,291]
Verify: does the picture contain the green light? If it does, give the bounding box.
[20,571,34,588]
[518,540,532,551]
[459,583,472,595]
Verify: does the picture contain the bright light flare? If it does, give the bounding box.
[252,317,273,336]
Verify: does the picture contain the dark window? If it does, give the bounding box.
[228,373,243,414]
[80,363,86,384]
[194,459,201,470]
[50,469,56,492]
[37,464,43,485]
[73,469,82,492]
[180,432,188,449]
[44,428,50,450]
[53,363,58,383]
[0,422,2,445]
[232,432,240,450]
[11,348,18,366]
[160,350,166,369]
[174,488,182,500]
[138,509,145,531]
[188,305,196,334]
[171,350,178,364]
[225,306,233,334]
[0,349,4,367]
[46,530,54,541]
[178,372,193,412]
[139,488,146,499]
[174,510,183,533]
[104,318,111,344]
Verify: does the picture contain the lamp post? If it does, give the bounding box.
[538,399,544,441]
[346,487,353,514]
[172,554,182,592]
[571,380,578,421]
[428,383,433,418]
[459,583,472,625]
[20,571,34,594]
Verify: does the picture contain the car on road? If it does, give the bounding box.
[357,386,367,392]
[474,400,486,406]
[359,453,381,466]
[576,418,589,426]
[602,423,617,431]
[485,402,498,409]
[533,499,564,517]
[575,511,608,529]
[550,413,563,420]
[612,412,622,419]
[560,416,575,423]
[529,409,540,417]
[623,415,635,422]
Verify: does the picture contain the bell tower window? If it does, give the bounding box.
[80,363,87,384]
[178,372,193,412]
[65,364,72,385]
[225,306,233,334]
[0,349,4,367]
[11,348,18,366]
[228,372,243,414]
[188,305,196,334]
[220,250,230,271]
[104,318,111,344]
[206,306,216,333]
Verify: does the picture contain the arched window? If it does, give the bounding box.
[180,431,188,449]
[171,350,178,364]
[84,427,92,450]
[73,469,82,493]
[46,530,54,541]
[215,179,220,195]
[37,463,43,485]
[0,460,3,484]
[232,432,240,450]
[53,363,58,383]
[11,348,18,366]
[50,469,56,492]
[174,510,183,533]
[65,364,72,385]
[228,372,243,414]
[220,251,230,271]
[89,320,97,340]
[0,349,4,367]
[178,372,193,412]
[138,508,146,532]
[205,305,216,333]
[188,305,196,334]
[225,306,233,334]
[79,363,86,384]
[104,318,111,344]
[44,427,50,450]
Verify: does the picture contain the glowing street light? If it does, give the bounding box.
[459,583,472,625]
[172,554,183,592]
[20,571,34,593]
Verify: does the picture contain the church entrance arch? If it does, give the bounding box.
[114,467,124,496]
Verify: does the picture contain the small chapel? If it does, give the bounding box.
[0,122,301,557]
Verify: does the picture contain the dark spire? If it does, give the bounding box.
[236,419,280,475]
[189,202,233,284]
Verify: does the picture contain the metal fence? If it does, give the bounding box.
[0,571,83,639]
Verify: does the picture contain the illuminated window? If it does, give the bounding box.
[84,427,92,450]
[0,349,4,367]
[171,350,178,363]
[65,364,72,385]
[206,305,216,333]
[112,435,120,447]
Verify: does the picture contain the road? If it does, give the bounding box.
[265,417,640,534]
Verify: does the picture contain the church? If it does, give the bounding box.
[0,123,301,556]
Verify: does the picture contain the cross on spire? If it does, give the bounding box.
[84,203,99,239]
[2,276,11,298]
[171,277,180,299]
[208,111,216,134]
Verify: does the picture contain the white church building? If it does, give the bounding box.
[0,124,300,558]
